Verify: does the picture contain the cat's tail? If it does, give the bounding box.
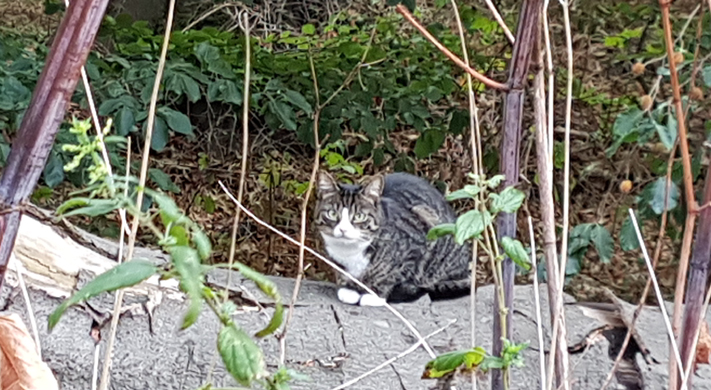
[424,278,471,301]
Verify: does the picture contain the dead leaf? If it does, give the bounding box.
[695,321,711,369]
[0,313,58,390]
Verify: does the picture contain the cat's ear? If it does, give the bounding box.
[361,175,384,200]
[317,171,339,197]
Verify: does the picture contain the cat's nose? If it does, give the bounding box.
[332,228,343,238]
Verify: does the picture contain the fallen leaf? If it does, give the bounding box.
[695,321,711,369]
[0,313,58,390]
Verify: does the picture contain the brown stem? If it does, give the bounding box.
[491,1,543,389]
[659,0,695,209]
[0,0,110,289]
[395,4,508,91]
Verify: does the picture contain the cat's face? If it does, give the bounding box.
[314,171,384,243]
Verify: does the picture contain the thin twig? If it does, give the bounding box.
[482,0,515,43]
[450,1,481,388]
[217,181,436,358]
[98,0,177,388]
[628,209,687,390]
[330,319,457,390]
[395,4,508,91]
[547,1,574,389]
[226,11,252,318]
[527,217,546,390]
[658,0,695,209]
[9,254,40,357]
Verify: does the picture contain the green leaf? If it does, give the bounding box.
[647,177,679,214]
[446,185,481,201]
[192,227,212,261]
[485,174,506,189]
[159,107,194,136]
[43,150,64,188]
[283,90,313,114]
[149,168,180,194]
[449,109,469,135]
[301,24,316,35]
[490,187,526,214]
[427,223,455,240]
[48,260,158,329]
[169,246,204,329]
[56,198,122,217]
[606,107,645,157]
[149,116,170,151]
[229,262,283,337]
[414,129,445,158]
[653,114,677,151]
[207,79,242,105]
[387,0,416,11]
[268,99,297,131]
[422,347,487,379]
[454,210,491,244]
[501,237,531,270]
[620,215,640,251]
[218,323,267,386]
[115,107,136,136]
[590,224,614,263]
[148,191,187,225]
[703,65,711,87]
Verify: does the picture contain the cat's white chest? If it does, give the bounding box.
[321,234,371,278]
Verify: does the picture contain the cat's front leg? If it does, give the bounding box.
[335,274,389,307]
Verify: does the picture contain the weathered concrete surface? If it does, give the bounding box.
[4,211,711,389]
[3,271,711,390]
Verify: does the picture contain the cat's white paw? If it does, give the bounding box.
[358,293,387,307]
[337,288,362,305]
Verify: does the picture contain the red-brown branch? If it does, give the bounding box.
[395,4,509,91]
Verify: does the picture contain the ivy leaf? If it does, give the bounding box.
[703,65,711,87]
[655,114,677,151]
[449,109,469,135]
[620,215,640,251]
[149,116,170,151]
[490,187,526,214]
[218,323,267,386]
[268,99,297,130]
[283,90,313,114]
[149,168,180,194]
[606,107,645,157]
[501,237,531,270]
[169,246,204,329]
[48,260,158,329]
[454,210,491,244]
[43,149,64,188]
[422,347,487,379]
[646,177,680,214]
[159,107,194,137]
[115,106,136,136]
[590,224,614,263]
[207,79,242,105]
[414,129,445,158]
[427,223,455,241]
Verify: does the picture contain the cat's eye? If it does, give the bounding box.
[325,209,339,221]
[353,212,368,223]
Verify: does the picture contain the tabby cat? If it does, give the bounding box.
[314,171,471,306]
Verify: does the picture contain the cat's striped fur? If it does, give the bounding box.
[315,171,471,306]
